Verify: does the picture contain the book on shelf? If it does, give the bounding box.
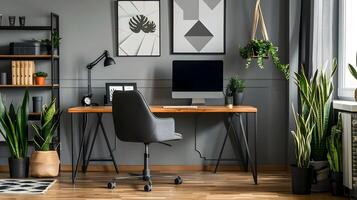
[11,60,35,85]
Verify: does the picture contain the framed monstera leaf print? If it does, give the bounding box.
[117,0,161,56]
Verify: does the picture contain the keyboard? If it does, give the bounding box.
[162,105,198,109]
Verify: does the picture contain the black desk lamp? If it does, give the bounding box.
[81,50,116,106]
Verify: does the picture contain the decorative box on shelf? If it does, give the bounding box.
[333,100,357,198]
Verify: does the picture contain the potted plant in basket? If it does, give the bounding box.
[327,114,343,196]
[34,71,47,86]
[227,77,245,106]
[0,91,29,178]
[30,98,62,177]
[291,106,314,195]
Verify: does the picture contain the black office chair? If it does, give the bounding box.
[107,90,183,192]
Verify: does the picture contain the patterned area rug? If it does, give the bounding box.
[0,179,56,194]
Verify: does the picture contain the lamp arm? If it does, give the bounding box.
[86,50,108,69]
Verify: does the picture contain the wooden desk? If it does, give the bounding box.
[68,105,258,113]
[68,105,258,185]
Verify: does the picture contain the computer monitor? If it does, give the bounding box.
[172,60,224,105]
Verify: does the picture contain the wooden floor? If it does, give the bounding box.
[0,171,347,200]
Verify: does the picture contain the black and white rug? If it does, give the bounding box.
[0,179,56,194]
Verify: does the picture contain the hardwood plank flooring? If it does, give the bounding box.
[0,171,347,200]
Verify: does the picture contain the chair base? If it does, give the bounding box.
[107,144,183,192]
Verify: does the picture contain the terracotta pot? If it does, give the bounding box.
[35,76,46,85]
[30,151,60,178]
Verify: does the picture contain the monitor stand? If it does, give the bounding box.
[191,98,205,105]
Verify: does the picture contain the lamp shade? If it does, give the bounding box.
[104,56,116,67]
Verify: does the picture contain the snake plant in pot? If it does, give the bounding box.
[291,106,314,194]
[0,91,29,178]
[30,98,62,177]
[295,60,337,192]
[327,114,343,196]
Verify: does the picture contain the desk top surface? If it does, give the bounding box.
[68,105,257,113]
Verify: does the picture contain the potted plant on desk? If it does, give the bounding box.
[30,98,62,177]
[227,77,245,106]
[34,71,47,86]
[327,114,343,196]
[0,91,30,178]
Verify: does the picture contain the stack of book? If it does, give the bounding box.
[11,61,35,85]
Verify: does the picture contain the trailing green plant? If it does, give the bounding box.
[227,76,245,94]
[35,71,48,77]
[0,91,29,159]
[239,39,290,80]
[327,114,343,172]
[291,106,314,168]
[294,59,337,161]
[32,98,62,151]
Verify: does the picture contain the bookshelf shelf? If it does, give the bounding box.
[0,84,59,88]
[0,26,52,31]
[0,55,59,60]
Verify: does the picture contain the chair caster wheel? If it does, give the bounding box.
[107,182,116,189]
[174,176,183,185]
[144,184,152,192]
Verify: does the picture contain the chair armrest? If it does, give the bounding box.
[154,117,178,142]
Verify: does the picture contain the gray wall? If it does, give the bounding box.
[0,0,289,166]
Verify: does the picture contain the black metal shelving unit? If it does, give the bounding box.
[0,13,61,158]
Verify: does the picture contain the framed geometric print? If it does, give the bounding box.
[117,0,160,57]
[172,0,226,54]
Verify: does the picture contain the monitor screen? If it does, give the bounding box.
[172,60,223,92]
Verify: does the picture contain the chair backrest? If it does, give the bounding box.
[112,90,157,143]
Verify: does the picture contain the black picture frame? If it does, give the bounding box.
[105,82,137,105]
[117,0,161,57]
[171,0,226,55]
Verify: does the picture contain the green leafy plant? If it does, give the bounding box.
[327,114,342,172]
[348,54,357,80]
[239,39,290,80]
[291,106,314,168]
[35,71,48,77]
[227,76,245,94]
[294,59,337,161]
[0,91,29,159]
[32,98,62,151]
[40,31,61,49]
[51,31,61,49]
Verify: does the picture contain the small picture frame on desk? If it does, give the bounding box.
[105,83,137,105]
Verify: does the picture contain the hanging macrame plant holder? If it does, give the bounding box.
[250,0,269,58]
[239,0,290,80]
[251,0,269,40]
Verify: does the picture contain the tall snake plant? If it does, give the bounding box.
[294,60,337,161]
[0,91,29,159]
[327,114,343,172]
[32,98,62,151]
[291,106,314,168]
